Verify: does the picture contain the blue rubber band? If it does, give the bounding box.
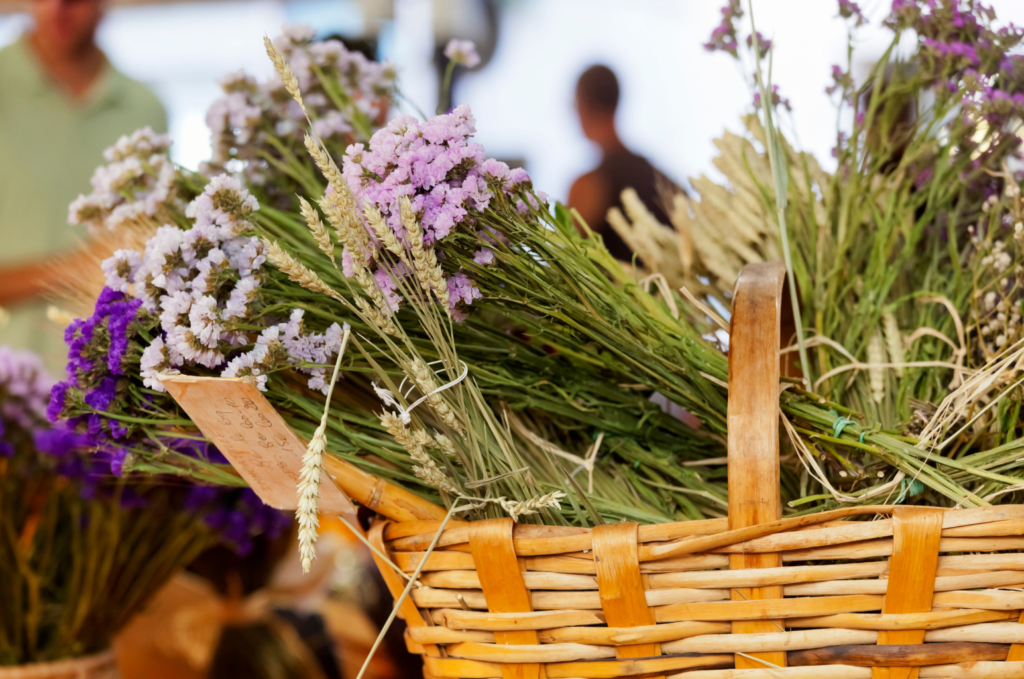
[833,416,856,438]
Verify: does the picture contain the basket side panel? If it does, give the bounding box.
[469,518,541,679]
[592,522,662,667]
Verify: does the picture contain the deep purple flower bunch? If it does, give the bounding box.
[340,104,541,317]
[186,486,291,556]
[48,287,146,442]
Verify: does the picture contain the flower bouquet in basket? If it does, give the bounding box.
[0,345,289,676]
[46,3,1024,676]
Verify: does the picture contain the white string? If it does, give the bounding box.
[374,361,469,425]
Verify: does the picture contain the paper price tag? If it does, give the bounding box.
[161,375,359,526]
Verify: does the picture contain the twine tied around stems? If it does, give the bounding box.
[372,360,469,425]
[505,409,606,494]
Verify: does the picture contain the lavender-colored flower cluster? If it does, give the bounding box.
[753,84,792,112]
[340,105,541,317]
[67,127,184,233]
[887,1,1024,128]
[207,25,396,193]
[838,0,867,26]
[703,0,743,57]
[0,346,54,456]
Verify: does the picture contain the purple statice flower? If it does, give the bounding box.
[826,65,853,97]
[923,38,981,67]
[444,39,481,69]
[34,425,93,456]
[753,84,792,112]
[838,0,866,26]
[47,381,72,423]
[84,375,118,412]
[745,31,772,58]
[704,0,742,57]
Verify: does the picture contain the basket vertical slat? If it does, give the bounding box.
[874,507,944,679]
[592,522,663,673]
[726,261,788,670]
[469,518,541,679]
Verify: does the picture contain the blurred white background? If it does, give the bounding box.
[2,0,1023,199]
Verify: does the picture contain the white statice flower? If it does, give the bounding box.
[72,126,178,233]
[90,156,144,196]
[221,350,269,391]
[190,248,228,297]
[220,324,284,390]
[143,161,177,215]
[168,325,224,369]
[308,39,343,67]
[101,249,143,292]
[189,295,224,349]
[226,276,260,319]
[276,23,317,50]
[144,225,187,272]
[223,237,266,276]
[217,69,257,93]
[140,336,173,392]
[186,174,259,239]
[182,221,223,262]
[107,202,146,231]
[103,126,171,163]
[68,193,114,229]
[159,290,193,334]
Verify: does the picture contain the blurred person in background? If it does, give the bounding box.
[0,0,166,366]
[568,64,674,262]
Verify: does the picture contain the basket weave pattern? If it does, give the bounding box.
[350,263,1024,678]
[370,507,1024,678]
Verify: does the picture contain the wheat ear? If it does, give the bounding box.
[297,325,351,572]
[262,237,344,303]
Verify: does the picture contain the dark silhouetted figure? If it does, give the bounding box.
[568,65,674,262]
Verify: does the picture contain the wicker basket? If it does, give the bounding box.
[322,262,1024,679]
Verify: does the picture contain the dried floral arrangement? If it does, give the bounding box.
[45,2,1024,573]
[0,346,289,666]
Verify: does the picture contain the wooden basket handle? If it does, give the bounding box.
[726,261,788,669]
[727,260,787,530]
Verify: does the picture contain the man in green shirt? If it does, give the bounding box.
[0,0,167,370]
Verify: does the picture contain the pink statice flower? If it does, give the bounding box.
[473,248,495,266]
[444,39,481,68]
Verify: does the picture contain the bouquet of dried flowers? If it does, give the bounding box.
[47,1,1024,571]
[0,345,288,665]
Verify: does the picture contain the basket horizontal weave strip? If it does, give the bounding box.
[327,262,1024,679]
